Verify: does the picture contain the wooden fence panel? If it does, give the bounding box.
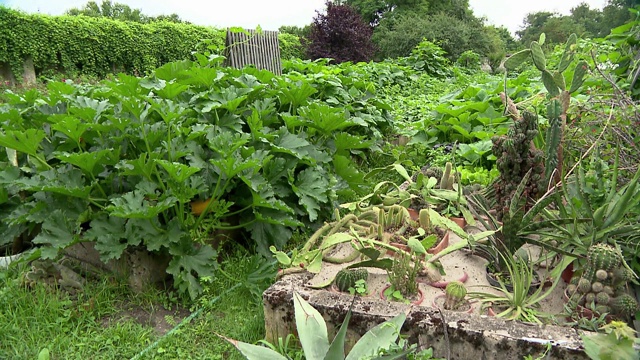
[224,29,282,75]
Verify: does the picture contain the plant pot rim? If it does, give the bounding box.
[380,284,424,305]
[424,270,469,289]
[0,253,22,269]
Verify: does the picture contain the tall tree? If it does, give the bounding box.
[66,0,186,23]
[307,2,376,63]
[571,2,603,37]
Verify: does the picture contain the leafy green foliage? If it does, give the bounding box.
[0,56,392,298]
[0,7,226,81]
[65,0,186,23]
[222,291,410,360]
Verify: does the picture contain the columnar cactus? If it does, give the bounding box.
[439,162,455,190]
[504,32,589,185]
[492,111,545,220]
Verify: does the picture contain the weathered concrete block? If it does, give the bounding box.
[264,273,591,360]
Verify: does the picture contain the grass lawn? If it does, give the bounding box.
[0,247,273,359]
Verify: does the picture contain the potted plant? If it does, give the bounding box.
[381,248,424,305]
[333,268,369,296]
[466,169,575,278]
[468,249,561,324]
[543,149,640,278]
[565,243,639,322]
[433,281,473,313]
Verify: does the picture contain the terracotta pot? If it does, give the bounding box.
[561,262,574,284]
[387,232,450,257]
[426,271,469,289]
[407,208,419,221]
[380,285,424,305]
[432,294,474,313]
[448,217,466,228]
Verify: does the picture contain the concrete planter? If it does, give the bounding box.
[264,273,591,360]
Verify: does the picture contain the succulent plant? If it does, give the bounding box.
[569,243,638,319]
[503,33,589,187]
[439,162,455,190]
[586,244,621,276]
[444,281,467,310]
[491,110,545,220]
[610,294,639,318]
[334,268,368,292]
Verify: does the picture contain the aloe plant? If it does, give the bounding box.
[220,292,412,360]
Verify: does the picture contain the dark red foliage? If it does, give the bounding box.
[306,1,376,63]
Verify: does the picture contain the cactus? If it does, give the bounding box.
[492,111,545,220]
[592,281,604,293]
[610,294,639,318]
[596,292,610,305]
[503,33,590,187]
[419,208,432,232]
[586,244,621,279]
[530,41,546,71]
[334,268,368,292]
[439,162,455,190]
[444,281,467,310]
[595,269,608,281]
[569,243,638,319]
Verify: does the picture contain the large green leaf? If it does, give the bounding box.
[346,312,407,360]
[0,129,46,156]
[54,149,118,176]
[156,159,201,183]
[294,292,330,360]
[106,191,177,219]
[84,216,130,260]
[220,335,288,360]
[292,167,330,221]
[167,241,217,299]
[32,210,80,259]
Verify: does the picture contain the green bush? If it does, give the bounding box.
[278,33,306,60]
[0,7,225,80]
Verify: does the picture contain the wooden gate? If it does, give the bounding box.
[224,29,282,75]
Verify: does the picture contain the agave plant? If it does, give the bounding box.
[468,250,563,324]
[219,292,413,360]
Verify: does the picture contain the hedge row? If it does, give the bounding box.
[0,7,304,80]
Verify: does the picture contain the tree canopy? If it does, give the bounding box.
[516,0,636,44]
[66,0,186,23]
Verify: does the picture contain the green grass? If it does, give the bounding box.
[0,247,274,359]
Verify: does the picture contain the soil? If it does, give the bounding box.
[306,231,569,317]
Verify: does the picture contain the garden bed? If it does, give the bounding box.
[264,231,591,359]
[264,271,590,360]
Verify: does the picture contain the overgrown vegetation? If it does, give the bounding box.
[1,1,640,359]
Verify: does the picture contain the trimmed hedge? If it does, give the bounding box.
[0,7,226,79]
